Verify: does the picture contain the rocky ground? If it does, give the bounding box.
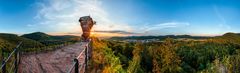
[18,42,88,73]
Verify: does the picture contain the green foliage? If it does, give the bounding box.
[21,32,51,41]
[21,32,80,41]
[110,35,209,40]
[91,38,125,73]
[221,51,240,73]
[176,42,236,72]
[21,32,80,46]
[0,32,80,53]
[151,38,182,73]
[0,38,14,51]
[127,43,144,73]
[90,33,240,73]
[0,33,45,51]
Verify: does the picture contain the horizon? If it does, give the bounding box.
[0,31,231,37]
[1,0,240,37]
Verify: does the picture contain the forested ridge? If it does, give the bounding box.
[89,32,240,73]
[0,32,80,52]
[110,34,210,40]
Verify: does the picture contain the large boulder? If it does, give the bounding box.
[79,16,96,40]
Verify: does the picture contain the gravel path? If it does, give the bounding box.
[18,42,87,73]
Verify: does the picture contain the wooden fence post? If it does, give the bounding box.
[2,60,6,73]
[1,48,4,62]
[85,46,88,73]
[74,59,79,73]
[14,48,18,73]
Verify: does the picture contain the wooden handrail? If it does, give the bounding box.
[0,42,22,73]
[67,40,91,73]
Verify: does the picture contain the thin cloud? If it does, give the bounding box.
[30,0,132,33]
[144,22,190,32]
[94,30,137,34]
[213,5,226,24]
[213,5,231,29]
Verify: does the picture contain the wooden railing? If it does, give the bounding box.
[0,42,22,73]
[67,40,91,73]
[0,41,90,73]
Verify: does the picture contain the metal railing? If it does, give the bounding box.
[0,42,22,73]
[67,40,91,73]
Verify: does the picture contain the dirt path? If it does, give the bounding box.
[18,42,87,73]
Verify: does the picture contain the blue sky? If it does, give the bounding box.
[0,0,240,36]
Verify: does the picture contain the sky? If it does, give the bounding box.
[0,0,240,36]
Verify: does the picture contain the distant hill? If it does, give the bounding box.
[0,33,45,51]
[110,33,240,44]
[212,32,240,44]
[21,32,51,41]
[110,35,210,40]
[51,35,80,41]
[21,32,80,41]
[223,32,240,37]
[0,32,80,52]
[21,32,80,46]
